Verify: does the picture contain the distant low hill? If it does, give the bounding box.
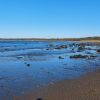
[77,37,100,41]
[63,37,100,41]
[0,36,100,42]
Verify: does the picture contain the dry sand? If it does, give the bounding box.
[15,70,100,100]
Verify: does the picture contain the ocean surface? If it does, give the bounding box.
[0,41,100,100]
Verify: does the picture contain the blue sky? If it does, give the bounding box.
[0,0,100,38]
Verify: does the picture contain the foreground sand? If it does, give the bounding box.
[15,70,100,100]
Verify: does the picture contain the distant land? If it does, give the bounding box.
[0,36,100,42]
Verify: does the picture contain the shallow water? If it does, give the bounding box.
[0,41,100,100]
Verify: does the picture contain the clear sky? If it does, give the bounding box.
[0,0,100,38]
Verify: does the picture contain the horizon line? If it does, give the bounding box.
[0,36,99,39]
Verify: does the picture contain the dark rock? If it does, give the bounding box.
[87,55,96,59]
[46,48,49,50]
[16,56,23,59]
[58,56,64,59]
[70,54,88,59]
[36,98,43,100]
[5,48,8,51]
[60,45,67,48]
[55,45,67,49]
[78,43,85,47]
[27,64,31,67]
[77,46,85,52]
[97,49,100,53]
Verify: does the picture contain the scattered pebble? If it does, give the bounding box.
[24,62,31,67]
[27,64,31,67]
[58,56,64,59]
[36,98,43,100]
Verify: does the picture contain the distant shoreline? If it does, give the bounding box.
[0,36,100,42]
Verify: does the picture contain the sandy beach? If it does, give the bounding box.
[0,41,100,100]
[0,0,100,99]
[15,69,100,100]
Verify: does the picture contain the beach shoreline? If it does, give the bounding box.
[15,69,100,100]
[0,40,100,100]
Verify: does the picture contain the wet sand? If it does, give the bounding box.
[15,69,100,100]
